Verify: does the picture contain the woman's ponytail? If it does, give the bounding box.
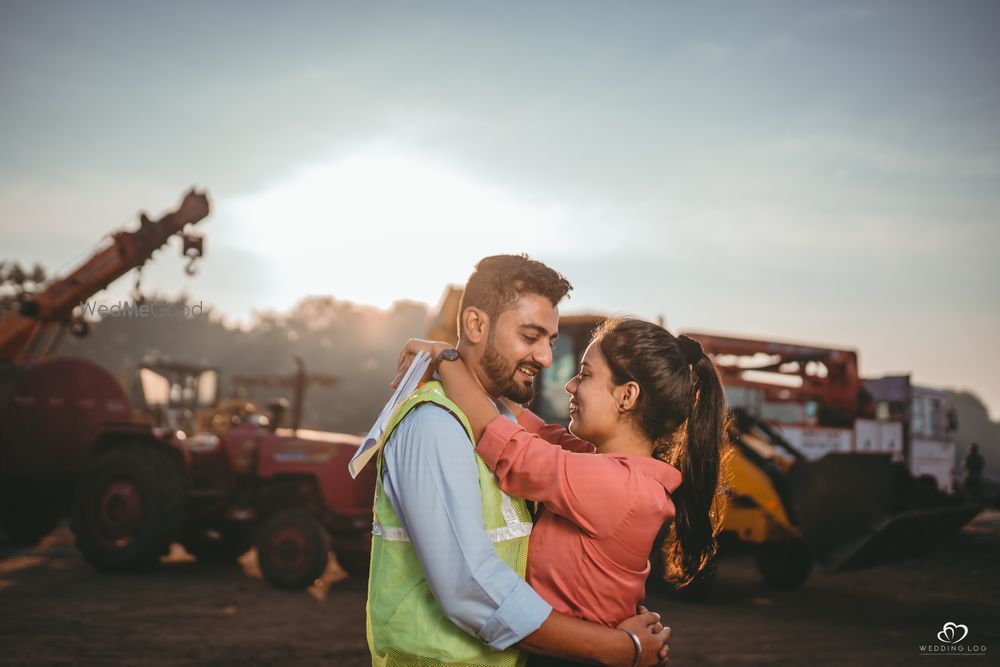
[660,353,728,585]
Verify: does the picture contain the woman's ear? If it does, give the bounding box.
[616,381,642,413]
[461,307,490,345]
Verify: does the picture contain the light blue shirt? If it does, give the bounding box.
[381,403,552,651]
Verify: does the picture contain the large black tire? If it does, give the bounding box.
[256,508,329,590]
[71,445,186,571]
[756,539,813,590]
[181,522,255,563]
[0,483,64,545]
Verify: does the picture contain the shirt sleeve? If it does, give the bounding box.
[381,405,552,650]
[476,415,634,538]
[517,409,596,453]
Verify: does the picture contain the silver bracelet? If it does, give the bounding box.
[620,628,642,667]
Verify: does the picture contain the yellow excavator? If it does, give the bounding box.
[427,287,982,598]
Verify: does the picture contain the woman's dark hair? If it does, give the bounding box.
[594,317,729,586]
[458,254,572,337]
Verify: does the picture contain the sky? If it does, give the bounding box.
[2,1,999,416]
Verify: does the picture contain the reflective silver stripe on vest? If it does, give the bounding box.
[373,519,531,544]
[499,491,520,526]
[372,522,411,542]
[486,521,533,542]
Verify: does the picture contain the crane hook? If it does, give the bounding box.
[182,233,204,276]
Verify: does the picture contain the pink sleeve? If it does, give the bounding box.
[517,409,596,454]
[477,415,632,538]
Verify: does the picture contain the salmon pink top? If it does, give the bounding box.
[476,409,682,626]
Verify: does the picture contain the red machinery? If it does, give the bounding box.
[683,332,865,427]
[129,355,377,588]
[683,331,981,573]
[0,190,208,363]
[0,190,209,546]
[1,190,376,588]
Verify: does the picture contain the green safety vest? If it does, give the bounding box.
[365,381,533,667]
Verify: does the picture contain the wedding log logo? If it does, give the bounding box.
[938,622,968,644]
[918,621,987,656]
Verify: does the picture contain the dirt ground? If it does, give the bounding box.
[1,512,997,667]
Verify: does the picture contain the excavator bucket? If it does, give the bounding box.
[733,411,983,573]
[785,452,982,572]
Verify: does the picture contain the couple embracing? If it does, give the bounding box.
[366,255,727,667]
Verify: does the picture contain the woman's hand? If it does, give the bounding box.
[616,605,671,666]
[391,338,452,388]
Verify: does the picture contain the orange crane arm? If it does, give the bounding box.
[0,189,210,362]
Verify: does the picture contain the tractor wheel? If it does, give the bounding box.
[756,539,813,590]
[256,508,329,589]
[335,548,371,578]
[0,483,63,545]
[71,445,186,571]
[181,522,255,563]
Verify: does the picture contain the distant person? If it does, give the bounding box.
[367,255,670,667]
[963,444,985,501]
[267,398,289,431]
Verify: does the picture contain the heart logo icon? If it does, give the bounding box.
[937,622,969,644]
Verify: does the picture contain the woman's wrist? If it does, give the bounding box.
[429,343,457,373]
[619,628,642,667]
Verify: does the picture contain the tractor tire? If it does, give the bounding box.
[71,445,186,571]
[756,539,813,590]
[256,508,330,590]
[181,522,255,563]
[334,548,371,578]
[0,483,63,545]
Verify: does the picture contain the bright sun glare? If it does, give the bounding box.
[220,148,573,311]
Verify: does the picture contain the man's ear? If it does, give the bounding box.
[461,307,490,345]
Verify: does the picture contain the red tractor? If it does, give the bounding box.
[126,357,377,588]
[1,190,209,547]
[0,191,377,589]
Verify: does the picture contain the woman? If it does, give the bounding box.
[398,317,728,666]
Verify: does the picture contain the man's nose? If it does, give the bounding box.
[533,342,553,369]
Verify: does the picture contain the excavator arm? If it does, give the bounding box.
[0,188,210,362]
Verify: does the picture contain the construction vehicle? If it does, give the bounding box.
[0,190,209,545]
[131,357,222,433]
[0,190,377,586]
[427,287,982,595]
[131,354,338,436]
[684,332,979,573]
[863,375,960,494]
[129,354,376,587]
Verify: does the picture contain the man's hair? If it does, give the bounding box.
[458,254,572,337]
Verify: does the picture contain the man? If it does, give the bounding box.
[366,255,669,667]
[963,444,985,501]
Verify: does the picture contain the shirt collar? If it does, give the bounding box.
[609,454,682,493]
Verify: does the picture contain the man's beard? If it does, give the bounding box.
[481,334,537,404]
